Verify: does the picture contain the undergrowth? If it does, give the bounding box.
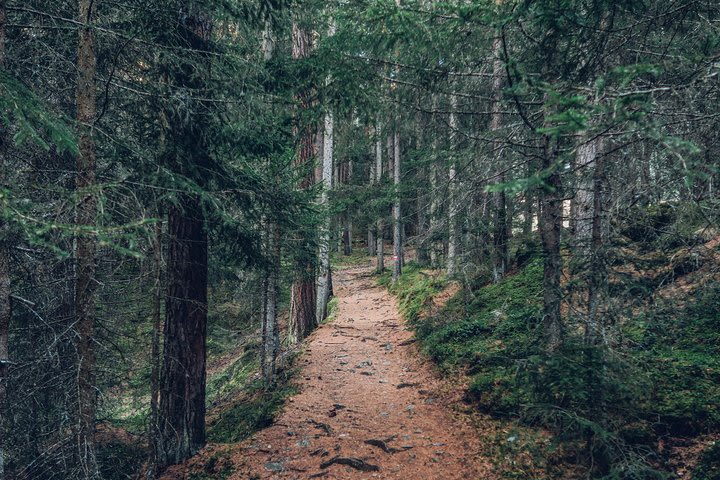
[207,365,299,444]
[378,262,447,322]
[381,254,720,479]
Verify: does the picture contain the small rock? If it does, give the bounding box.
[264,462,284,472]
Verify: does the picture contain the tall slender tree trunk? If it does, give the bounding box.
[392,131,402,283]
[368,140,376,256]
[344,218,353,255]
[262,222,280,380]
[157,3,212,471]
[75,1,99,476]
[259,21,281,381]
[491,35,509,281]
[540,132,563,353]
[415,103,430,266]
[288,20,316,344]
[0,4,10,476]
[429,96,441,268]
[574,138,598,253]
[375,122,385,273]
[316,108,334,324]
[573,136,607,345]
[148,222,163,478]
[446,93,460,277]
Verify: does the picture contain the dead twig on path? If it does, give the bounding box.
[320,456,380,472]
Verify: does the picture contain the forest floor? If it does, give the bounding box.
[219,263,494,479]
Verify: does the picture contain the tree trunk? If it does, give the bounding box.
[148,222,163,478]
[262,221,281,379]
[429,96,441,268]
[260,22,281,380]
[157,3,213,471]
[344,218,353,256]
[490,35,509,282]
[375,122,385,273]
[446,93,460,277]
[0,3,9,476]
[368,141,376,256]
[392,131,402,283]
[540,133,564,353]
[288,20,317,344]
[574,138,598,254]
[75,0,99,476]
[158,198,208,468]
[316,109,333,324]
[573,136,608,346]
[415,104,430,266]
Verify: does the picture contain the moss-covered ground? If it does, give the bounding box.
[380,249,719,478]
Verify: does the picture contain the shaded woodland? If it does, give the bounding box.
[0,0,719,478]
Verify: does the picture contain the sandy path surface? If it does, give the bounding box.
[232,264,489,479]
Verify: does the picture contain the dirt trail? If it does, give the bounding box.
[232,264,489,479]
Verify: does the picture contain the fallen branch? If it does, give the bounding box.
[308,419,333,435]
[396,382,420,389]
[320,456,380,472]
[365,438,414,454]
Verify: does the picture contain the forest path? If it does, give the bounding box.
[232,264,490,479]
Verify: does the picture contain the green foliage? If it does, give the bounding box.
[416,259,543,372]
[207,347,259,405]
[693,442,720,480]
[378,262,447,323]
[323,296,339,324]
[637,284,720,435]
[384,252,720,478]
[207,371,298,444]
[0,69,78,154]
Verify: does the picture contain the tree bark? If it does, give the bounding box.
[368,140,376,256]
[415,105,430,266]
[288,20,317,344]
[392,131,402,283]
[0,3,10,476]
[491,36,509,282]
[316,109,333,324]
[429,96,441,268]
[75,0,99,476]
[446,93,460,277]
[573,138,598,255]
[573,136,608,346]
[158,198,208,468]
[262,221,280,380]
[540,132,564,353]
[149,222,163,477]
[157,2,212,471]
[375,122,385,273]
